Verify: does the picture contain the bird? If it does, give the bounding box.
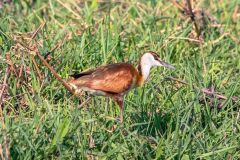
[68,51,174,123]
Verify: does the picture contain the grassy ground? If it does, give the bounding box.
[0,0,240,159]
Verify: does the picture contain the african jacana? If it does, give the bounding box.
[68,51,174,122]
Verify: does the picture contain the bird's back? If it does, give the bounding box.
[68,63,139,95]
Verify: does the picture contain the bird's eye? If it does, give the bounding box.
[153,55,159,60]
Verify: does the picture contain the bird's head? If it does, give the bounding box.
[141,51,175,69]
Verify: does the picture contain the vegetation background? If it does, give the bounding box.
[0,0,240,159]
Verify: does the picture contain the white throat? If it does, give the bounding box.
[141,64,151,80]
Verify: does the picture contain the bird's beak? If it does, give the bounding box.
[158,59,175,69]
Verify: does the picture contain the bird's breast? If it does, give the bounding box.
[136,75,144,87]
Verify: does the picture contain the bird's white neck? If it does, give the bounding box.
[140,64,151,81]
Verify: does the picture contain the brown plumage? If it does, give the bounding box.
[68,63,139,95]
[68,52,174,122]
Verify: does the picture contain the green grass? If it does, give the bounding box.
[0,0,240,159]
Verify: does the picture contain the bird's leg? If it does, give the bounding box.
[114,96,124,123]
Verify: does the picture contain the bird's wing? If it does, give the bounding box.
[69,63,137,94]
